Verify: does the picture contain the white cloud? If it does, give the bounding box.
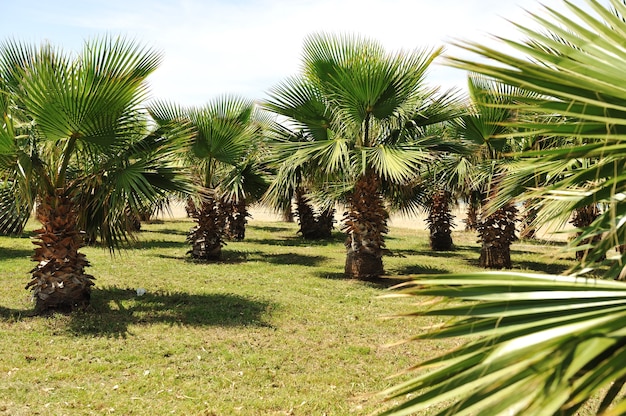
[1,0,605,106]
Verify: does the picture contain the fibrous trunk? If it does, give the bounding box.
[477,203,518,269]
[342,172,388,279]
[464,203,479,231]
[571,205,602,261]
[27,193,94,313]
[186,196,227,261]
[315,206,335,239]
[294,188,334,239]
[426,189,455,251]
[225,198,249,241]
[295,188,318,238]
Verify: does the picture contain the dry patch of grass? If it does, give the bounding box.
[0,218,576,415]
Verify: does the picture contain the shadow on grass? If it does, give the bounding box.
[142,228,189,237]
[66,287,275,337]
[245,233,345,248]
[513,260,572,275]
[0,305,34,319]
[155,250,265,264]
[265,253,329,267]
[313,270,413,288]
[130,239,187,250]
[0,246,33,259]
[392,264,450,275]
[248,225,294,234]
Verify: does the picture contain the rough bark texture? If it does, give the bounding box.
[464,203,479,231]
[342,172,388,279]
[27,193,94,313]
[426,189,455,251]
[316,207,335,239]
[571,205,603,261]
[294,188,335,239]
[295,188,318,237]
[477,203,518,269]
[225,198,249,241]
[186,196,228,261]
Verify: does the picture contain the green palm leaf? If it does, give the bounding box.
[381,273,626,415]
[383,0,626,414]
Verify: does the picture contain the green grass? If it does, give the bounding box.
[0,218,576,415]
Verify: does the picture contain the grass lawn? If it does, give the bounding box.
[0,217,575,415]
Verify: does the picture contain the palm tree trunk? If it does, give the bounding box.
[427,189,455,251]
[316,206,335,239]
[464,200,480,231]
[295,187,318,239]
[27,192,94,313]
[186,196,227,261]
[477,203,518,269]
[343,172,388,279]
[226,198,248,241]
[571,205,603,261]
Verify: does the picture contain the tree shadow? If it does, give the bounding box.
[315,271,347,280]
[313,270,413,288]
[392,264,450,275]
[245,232,345,248]
[67,287,275,337]
[142,228,189,237]
[130,239,187,250]
[155,250,265,264]
[248,225,293,234]
[513,260,572,275]
[265,253,329,267]
[0,305,35,319]
[421,250,468,258]
[0,246,33,259]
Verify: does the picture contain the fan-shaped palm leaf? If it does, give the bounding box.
[382,0,626,414]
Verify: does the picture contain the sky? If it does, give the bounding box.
[2,0,598,106]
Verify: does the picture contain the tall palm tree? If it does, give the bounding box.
[0,37,192,313]
[264,33,461,279]
[380,0,626,414]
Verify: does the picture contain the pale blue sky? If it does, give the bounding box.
[3,0,597,106]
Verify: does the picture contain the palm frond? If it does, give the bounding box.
[380,272,626,416]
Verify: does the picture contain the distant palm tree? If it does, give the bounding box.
[0,37,192,313]
[452,75,524,268]
[160,96,268,260]
[265,34,463,278]
[263,126,336,240]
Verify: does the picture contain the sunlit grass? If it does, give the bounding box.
[0,218,577,415]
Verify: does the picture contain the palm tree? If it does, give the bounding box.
[165,95,267,260]
[263,126,336,240]
[221,156,271,241]
[0,37,192,313]
[380,0,626,413]
[452,75,526,268]
[264,33,461,279]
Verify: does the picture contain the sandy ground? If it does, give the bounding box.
[161,203,571,241]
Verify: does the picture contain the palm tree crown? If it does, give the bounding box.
[265,33,461,279]
[0,36,192,312]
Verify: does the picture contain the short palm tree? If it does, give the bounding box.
[380,0,626,414]
[263,126,336,240]
[0,37,192,313]
[166,95,267,260]
[452,75,527,268]
[264,34,461,279]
